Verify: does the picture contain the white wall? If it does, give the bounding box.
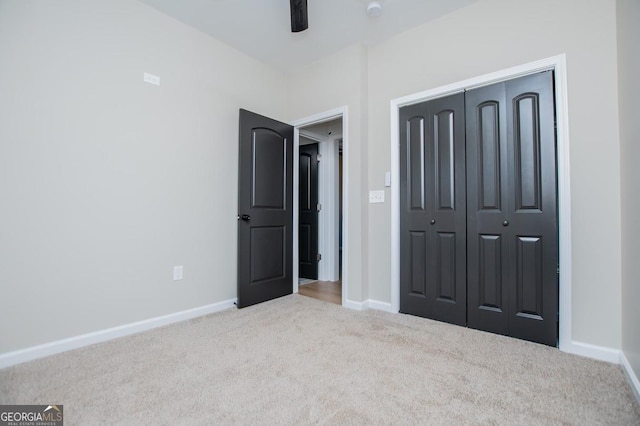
[366,0,622,349]
[286,45,369,303]
[0,0,287,353]
[617,0,640,382]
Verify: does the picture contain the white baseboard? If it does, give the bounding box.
[343,299,367,311]
[620,351,640,403]
[366,299,396,313]
[0,298,237,370]
[564,340,621,364]
[343,298,396,313]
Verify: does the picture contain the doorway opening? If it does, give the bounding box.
[292,108,347,306]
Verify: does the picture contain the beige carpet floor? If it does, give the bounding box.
[1,294,639,425]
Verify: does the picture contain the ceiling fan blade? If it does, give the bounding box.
[290,0,308,32]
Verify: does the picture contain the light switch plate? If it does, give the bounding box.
[369,190,385,203]
[173,265,183,281]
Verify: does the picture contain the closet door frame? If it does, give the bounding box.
[390,54,573,352]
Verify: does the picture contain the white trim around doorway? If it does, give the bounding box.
[390,55,574,354]
[291,106,348,308]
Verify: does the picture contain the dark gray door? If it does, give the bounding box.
[466,71,558,346]
[237,109,293,308]
[299,143,319,279]
[399,93,467,326]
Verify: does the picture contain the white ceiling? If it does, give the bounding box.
[139,0,476,74]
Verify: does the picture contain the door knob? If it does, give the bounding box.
[502,220,509,226]
[241,215,251,221]
[430,219,436,225]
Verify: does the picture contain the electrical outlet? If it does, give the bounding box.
[173,265,183,281]
[369,190,385,203]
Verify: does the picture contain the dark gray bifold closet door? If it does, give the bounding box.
[466,71,558,346]
[399,71,558,347]
[399,93,467,326]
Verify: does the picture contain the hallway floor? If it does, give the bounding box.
[298,280,341,305]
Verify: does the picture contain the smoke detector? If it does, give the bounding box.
[367,1,382,17]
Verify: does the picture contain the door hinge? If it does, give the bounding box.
[317,203,322,212]
[317,154,322,162]
[317,253,322,262]
[557,265,560,274]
